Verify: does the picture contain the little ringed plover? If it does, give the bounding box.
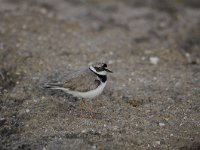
[43,62,113,115]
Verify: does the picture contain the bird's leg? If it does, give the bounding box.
[80,99,86,116]
[88,102,93,113]
[87,101,93,117]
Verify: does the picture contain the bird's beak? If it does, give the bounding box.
[105,68,113,73]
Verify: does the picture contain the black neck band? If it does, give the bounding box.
[90,68,107,83]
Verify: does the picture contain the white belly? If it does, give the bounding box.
[56,82,107,99]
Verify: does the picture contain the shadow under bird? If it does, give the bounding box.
[43,62,113,116]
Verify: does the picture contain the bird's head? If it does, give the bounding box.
[89,62,113,75]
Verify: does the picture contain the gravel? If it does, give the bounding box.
[0,0,200,149]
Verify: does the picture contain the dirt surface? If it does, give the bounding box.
[0,0,200,149]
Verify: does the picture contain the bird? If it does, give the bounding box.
[43,62,113,116]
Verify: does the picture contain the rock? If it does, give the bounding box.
[159,122,165,127]
[150,57,159,65]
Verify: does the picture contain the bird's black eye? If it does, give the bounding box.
[102,63,107,68]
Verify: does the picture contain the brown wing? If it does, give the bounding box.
[62,68,100,92]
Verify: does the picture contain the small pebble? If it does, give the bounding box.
[16,43,21,48]
[25,109,30,113]
[153,77,157,80]
[113,126,118,130]
[40,8,47,14]
[22,24,27,29]
[33,99,38,103]
[81,130,86,133]
[150,57,159,65]
[159,122,165,127]
[109,51,114,55]
[141,56,146,60]
[155,141,160,145]
[92,145,97,149]
[185,52,191,63]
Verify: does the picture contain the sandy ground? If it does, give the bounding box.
[0,0,200,149]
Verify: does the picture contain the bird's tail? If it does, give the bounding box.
[43,82,63,89]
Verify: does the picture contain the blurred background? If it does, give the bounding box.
[0,0,200,150]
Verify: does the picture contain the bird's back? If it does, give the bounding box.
[44,67,101,93]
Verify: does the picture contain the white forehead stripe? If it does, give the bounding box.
[97,71,107,75]
[89,66,107,75]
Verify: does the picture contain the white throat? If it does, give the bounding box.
[89,66,107,75]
